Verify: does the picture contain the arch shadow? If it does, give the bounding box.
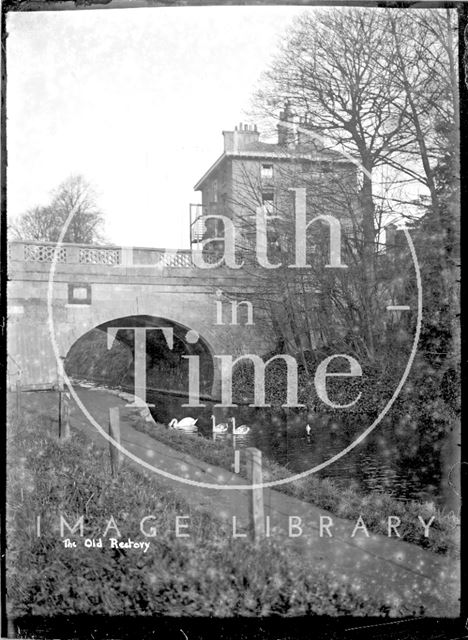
[64,314,217,423]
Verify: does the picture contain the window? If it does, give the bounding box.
[262,191,274,215]
[261,164,273,181]
[211,179,218,203]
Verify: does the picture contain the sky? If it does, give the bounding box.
[6,6,310,248]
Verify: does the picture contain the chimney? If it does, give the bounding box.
[277,101,295,147]
[297,114,323,151]
[223,123,260,153]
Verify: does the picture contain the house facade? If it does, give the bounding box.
[190,110,359,249]
[189,112,367,352]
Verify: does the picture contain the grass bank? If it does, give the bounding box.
[7,398,404,619]
[127,415,460,557]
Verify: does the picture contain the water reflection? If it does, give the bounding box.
[148,390,440,503]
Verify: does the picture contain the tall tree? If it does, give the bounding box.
[247,6,459,507]
[12,175,105,244]
[251,7,458,361]
[386,10,459,359]
[253,9,417,358]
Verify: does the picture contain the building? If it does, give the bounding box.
[190,108,359,249]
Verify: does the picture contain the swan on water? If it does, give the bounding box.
[168,417,198,432]
[231,417,250,435]
[211,415,229,433]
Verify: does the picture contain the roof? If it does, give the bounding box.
[193,140,352,191]
[193,153,227,191]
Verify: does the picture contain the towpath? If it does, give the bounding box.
[27,386,460,618]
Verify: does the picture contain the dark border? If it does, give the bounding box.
[458,0,467,633]
[1,2,465,639]
[1,2,8,639]
[6,615,468,639]
[0,0,465,10]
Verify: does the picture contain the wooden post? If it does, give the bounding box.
[245,447,265,541]
[60,392,71,439]
[57,364,64,392]
[58,389,62,437]
[57,364,64,438]
[109,407,122,476]
[234,449,240,473]
[15,379,21,417]
[7,617,16,639]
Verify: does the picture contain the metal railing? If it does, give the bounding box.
[190,203,207,244]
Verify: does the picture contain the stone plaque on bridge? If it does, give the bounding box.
[68,283,92,305]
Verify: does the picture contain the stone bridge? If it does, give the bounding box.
[7,241,275,394]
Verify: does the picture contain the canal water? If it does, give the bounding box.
[147,389,440,504]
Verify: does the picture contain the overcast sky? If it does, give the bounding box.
[7,6,310,248]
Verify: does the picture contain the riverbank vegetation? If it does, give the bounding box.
[7,399,404,619]
[126,413,459,557]
[64,327,460,558]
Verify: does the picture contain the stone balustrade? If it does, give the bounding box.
[8,240,198,268]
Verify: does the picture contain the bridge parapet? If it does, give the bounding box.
[8,240,202,268]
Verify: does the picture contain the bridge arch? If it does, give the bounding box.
[64,314,218,403]
[8,240,276,389]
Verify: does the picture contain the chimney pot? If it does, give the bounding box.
[278,102,295,147]
[224,121,260,151]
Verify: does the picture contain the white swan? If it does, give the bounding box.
[231,417,250,435]
[169,417,198,432]
[211,415,229,433]
[305,424,312,436]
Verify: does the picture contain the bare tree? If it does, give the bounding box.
[386,10,459,341]
[247,7,458,361]
[384,9,460,511]
[10,206,60,242]
[234,6,459,506]
[11,174,105,244]
[251,10,418,358]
